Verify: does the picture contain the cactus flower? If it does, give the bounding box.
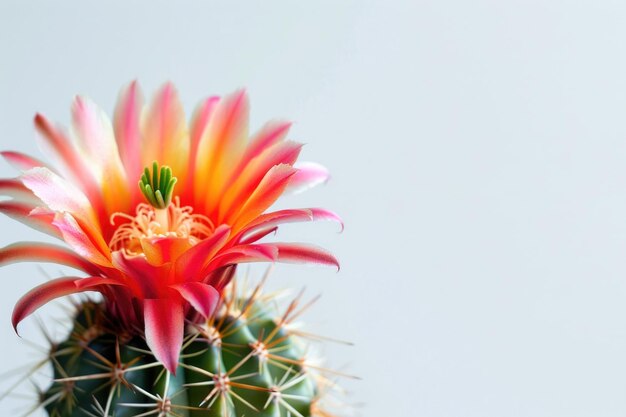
[0,82,340,373]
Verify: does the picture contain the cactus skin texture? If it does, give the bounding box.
[43,283,332,417]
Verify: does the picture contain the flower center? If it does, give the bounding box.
[109,163,213,256]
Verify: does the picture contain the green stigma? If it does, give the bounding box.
[139,162,177,209]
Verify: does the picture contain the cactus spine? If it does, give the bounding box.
[41,280,338,417]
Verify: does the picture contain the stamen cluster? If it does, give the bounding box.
[109,197,213,255]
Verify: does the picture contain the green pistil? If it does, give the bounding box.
[139,162,177,209]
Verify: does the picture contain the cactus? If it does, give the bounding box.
[41,280,336,417]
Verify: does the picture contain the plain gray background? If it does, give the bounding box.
[2,0,626,416]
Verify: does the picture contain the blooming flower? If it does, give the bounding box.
[0,82,340,373]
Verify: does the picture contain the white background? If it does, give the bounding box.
[2,1,626,416]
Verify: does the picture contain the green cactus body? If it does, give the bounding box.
[43,285,330,417]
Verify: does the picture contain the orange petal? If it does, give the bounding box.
[182,96,220,203]
[229,164,296,231]
[190,97,221,156]
[194,90,249,215]
[142,83,189,188]
[140,236,193,266]
[218,140,302,223]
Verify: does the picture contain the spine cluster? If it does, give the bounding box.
[40,281,344,417]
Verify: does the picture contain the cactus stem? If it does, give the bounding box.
[7,277,350,417]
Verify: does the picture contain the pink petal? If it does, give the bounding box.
[239,226,278,245]
[104,287,139,324]
[111,251,170,299]
[255,243,339,270]
[174,225,230,281]
[72,96,123,171]
[235,208,343,243]
[204,264,237,291]
[189,96,221,160]
[33,114,105,218]
[72,96,131,215]
[286,162,331,194]
[21,167,98,226]
[0,178,39,203]
[0,201,59,237]
[170,282,219,318]
[0,242,100,275]
[204,244,278,273]
[114,80,144,195]
[74,276,126,290]
[52,212,111,267]
[144,298,184,374]
[1,151,49,171]
[33,114,82,179]
[243,121,292,164]
[12,277,82,332]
